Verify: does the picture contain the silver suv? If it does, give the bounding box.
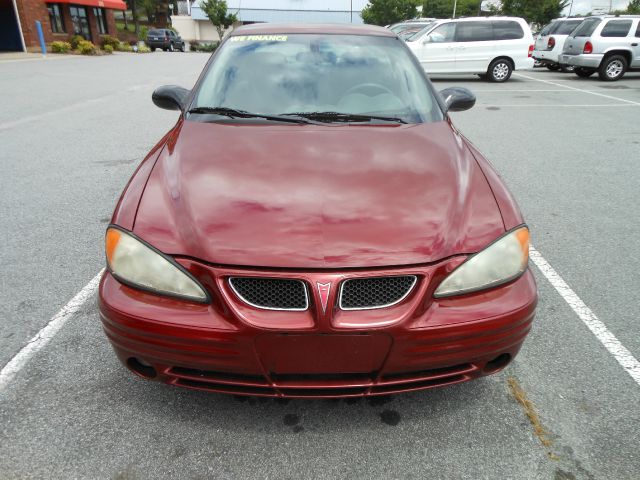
[560,16,640,81]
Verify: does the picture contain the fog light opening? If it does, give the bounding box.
[127,357,157,379]
[483,353,512,374]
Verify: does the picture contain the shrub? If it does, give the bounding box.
[51,41,71,53]
[115,42,133,52]
[137,45,151,53]
[103,44,114,54]
[101,35,120,49]
[191,42,217,53]
[70,35,84,50]
[138,25,149,42]
[77,40,97,55]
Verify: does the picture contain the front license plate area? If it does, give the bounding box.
[254,334,392,375]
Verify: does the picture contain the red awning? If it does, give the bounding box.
[45,0,127,11]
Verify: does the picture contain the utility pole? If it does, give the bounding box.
[568,0,574,16]
[350,0,353,23]
[453,0,458,18]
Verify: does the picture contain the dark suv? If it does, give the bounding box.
[146,29,185,52]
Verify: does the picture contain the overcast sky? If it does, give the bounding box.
[565,0,631,14]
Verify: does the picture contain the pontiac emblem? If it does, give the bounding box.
[317,282,331,312]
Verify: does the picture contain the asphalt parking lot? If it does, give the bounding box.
[1,52,639,479]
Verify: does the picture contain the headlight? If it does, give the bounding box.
[434,226,529,298]
[105,226,209,303]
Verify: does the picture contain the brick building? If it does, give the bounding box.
[1,0,125,52]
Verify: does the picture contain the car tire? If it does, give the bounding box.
[574,67,595,78]
[546,64,560,71]
[560,65,575,73]
[487,59,513,83]
[598,55,627,81]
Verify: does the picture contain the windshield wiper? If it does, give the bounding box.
[281,111,407,124]
[187,106,311,124]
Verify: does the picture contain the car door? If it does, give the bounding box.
[454,21,494,73]
[632,20,640,68]
[412,22,457,74]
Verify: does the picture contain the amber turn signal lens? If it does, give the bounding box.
[105,228,121,264]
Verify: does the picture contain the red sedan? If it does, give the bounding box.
[99,24,537,398]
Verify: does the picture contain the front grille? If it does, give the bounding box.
[229,277,309,311]
[339,276,417,310]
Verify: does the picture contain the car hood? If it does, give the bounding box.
[133,120,505,268]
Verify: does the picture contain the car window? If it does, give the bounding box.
[427,23,456,43]
[148,29,162,36]
[492,21,525,40]
[193,34,443,125]
[572,18,601,37]
[455,22,493,42]
[555,20,583,35]
[540,22,556,36]
[637,22,640,37]
[405,23,435,42]
[601,20,633,37]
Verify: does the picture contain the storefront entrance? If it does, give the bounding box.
[0,0,23,51]
[69,5,91,40]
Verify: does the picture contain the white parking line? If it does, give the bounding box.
[481,104,637,108]
[0,269,104,394]
[529,247,640,386]
[514,72,640,107]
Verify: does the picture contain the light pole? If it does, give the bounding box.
[351,0,353,23]
[453,0,458,18]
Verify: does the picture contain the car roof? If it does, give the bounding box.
[432,16,526,23]
[230,23,396,37]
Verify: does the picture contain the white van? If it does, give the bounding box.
[406,17,535,82]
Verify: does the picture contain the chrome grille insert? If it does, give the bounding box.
[229,277,309,311]
[339,276,417,310]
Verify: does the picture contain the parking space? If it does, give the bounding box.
[1,56,639,479]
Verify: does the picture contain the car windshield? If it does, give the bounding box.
[554,20,583,35]
[405,22,435,41]
[192,33,442,124]
[148,30,163,36]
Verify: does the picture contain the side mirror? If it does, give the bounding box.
[152,85,190,111]
[439,87,476,112]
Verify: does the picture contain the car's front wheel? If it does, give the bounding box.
[574,67,595,78]
[546,64,560,71]
[487,59,513,83]
[598,55,627,81]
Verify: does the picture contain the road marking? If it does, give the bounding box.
[514,72,640,106]
[529,247,640,386]
[0,269,104,394]
[480,104,636,108]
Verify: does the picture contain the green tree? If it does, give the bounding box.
[499,0,569,26]
[200,0,238,40]
[422,0,482,18]
[361,0,421,26]
[628,0,640,14]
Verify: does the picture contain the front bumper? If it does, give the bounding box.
[559,53,603,68]
[99,259,537,398]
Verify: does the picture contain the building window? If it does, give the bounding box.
[48,4,66,33]
[93,8,108,35]
[69,6,91,40]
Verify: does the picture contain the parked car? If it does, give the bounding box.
[407,17,535,82]
[532,17,584,72]
[146,29,185,52]
[560,15,640,81]
[100,23,537,398]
